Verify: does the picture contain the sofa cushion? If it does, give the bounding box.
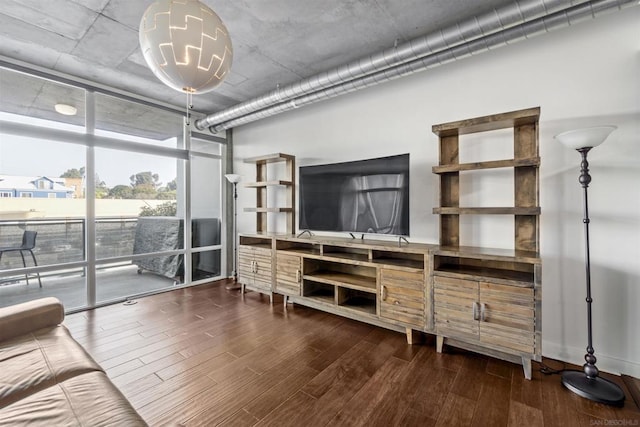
[0,325,103,409]
[0,371,147,426]
[0,297,64,343]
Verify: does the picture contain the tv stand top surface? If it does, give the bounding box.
[242,232,437,253]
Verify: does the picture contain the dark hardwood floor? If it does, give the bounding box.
[64,280,640,426]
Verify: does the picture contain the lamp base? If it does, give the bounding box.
[225,283,242,291]
[561,370,625,407]
[225,277,241,291]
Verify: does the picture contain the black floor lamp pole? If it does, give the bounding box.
[560,147,625,407]
[225,174,242,290]
[232,181,238,282]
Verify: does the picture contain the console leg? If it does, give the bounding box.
[522,357,532,380]
[436,335,444,353]
[405,328,422,345]
[283,295,288,310]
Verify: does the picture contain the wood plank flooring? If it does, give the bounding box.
[64,280,640,427]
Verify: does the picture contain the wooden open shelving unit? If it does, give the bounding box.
[239,153,295,300]
[431,107,542,379]
[243,153,296,235]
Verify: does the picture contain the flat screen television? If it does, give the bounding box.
[299,154,409,236]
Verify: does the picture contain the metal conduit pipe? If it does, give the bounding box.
[208,0,636,132]
[194,0,582,130]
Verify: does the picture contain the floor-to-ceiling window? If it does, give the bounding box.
[0,66,226,311]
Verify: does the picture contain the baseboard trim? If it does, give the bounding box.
[542,340,640,378]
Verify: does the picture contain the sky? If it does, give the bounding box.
[0,113,178,188]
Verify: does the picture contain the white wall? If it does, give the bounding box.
[232,9,640,377]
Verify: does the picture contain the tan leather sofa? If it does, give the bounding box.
[0,297,147,426]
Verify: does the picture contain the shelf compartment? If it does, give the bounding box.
[436,246,540,264]
[432,207,540,215]
[337,288,377,315]
[238,235,272,250]
[434,266,533,286]
[302,280,335,304]
[434,253,534,285]
[275,240,320,255]
[371,250,424,271]
[303,271,376,293]
[323,245,369,258]
[432,157,540,174]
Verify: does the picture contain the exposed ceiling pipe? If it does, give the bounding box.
[194,0,582,131]
[199,0,636,132]
[207,0,636,132]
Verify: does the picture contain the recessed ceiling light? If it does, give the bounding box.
[54,103,77,116]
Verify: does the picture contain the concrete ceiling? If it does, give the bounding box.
[0,0,517,133]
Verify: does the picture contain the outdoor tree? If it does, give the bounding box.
[132,184,157,199]
[139,201,177,216]
[108,185,133,199]
[156,177,177,200]
[60,167,85,179]
[130,172,160,189]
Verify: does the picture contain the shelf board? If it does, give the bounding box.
[433,207,541,215]
[277,248,321,256]
[433,157,540,173]
[244,180,293,188]
[304,272,377,293]
[434,263,534,285]
[432,107,540,137]
[305,293,335,305]
[338,297,377,316]
[371,257,424,271]
[243,153,295,164]
[436,245,540,263]
[244,207,294,213]
[239,243,272,250]
[320,251,370,264]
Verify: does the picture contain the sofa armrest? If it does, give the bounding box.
[0,297,65,343]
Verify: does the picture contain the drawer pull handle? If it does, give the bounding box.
[480,303,487,322]
[381,285,388,301]
[472,301,479,321]
[296,269,301,283]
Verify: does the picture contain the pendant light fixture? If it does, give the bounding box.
[139,0,233,120]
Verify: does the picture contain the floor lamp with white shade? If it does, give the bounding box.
[225,174,242,290]
[555,125,625,407]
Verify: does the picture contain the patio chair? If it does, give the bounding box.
[0,230,42,287]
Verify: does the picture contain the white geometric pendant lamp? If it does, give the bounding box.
[139,0,233,94]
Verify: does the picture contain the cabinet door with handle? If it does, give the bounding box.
[252,247,273,291]
[478,282,535,354]
[379,268,426,329]
[433,276,480,340]
[276,253,302,295]
[238,245,256,286]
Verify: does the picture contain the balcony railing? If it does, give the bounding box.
[0,216,222,310]
[0,216,221,278]
[0,217,140,270]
